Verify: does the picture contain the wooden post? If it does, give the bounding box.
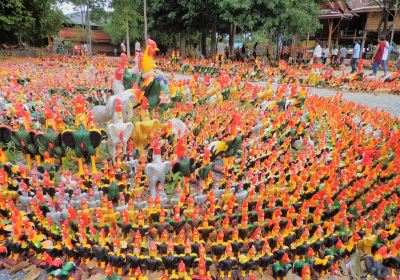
[336,19,341,43]
[360,30,368,58]
[328,18,342,49]
[328,19,333,49]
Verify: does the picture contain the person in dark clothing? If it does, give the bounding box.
[253,42,259,59]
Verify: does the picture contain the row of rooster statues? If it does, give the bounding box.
[0,39,399,280]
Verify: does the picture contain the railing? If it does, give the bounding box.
[0,49,48,57]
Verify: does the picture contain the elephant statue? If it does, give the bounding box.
[144,153,171,199]
[131,119,161,153]
[92,89,137,126]
[106,99,134,162]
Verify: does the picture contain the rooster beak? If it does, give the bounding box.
[155,47,159,52]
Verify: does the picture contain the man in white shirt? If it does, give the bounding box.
[381,39,389,76]
[121,41,126,53]
[313,41,322,64]
[135,41,141,54]
[350,40,360,74]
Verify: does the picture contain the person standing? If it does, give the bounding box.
[339,45,347,65]
[135,41,141,54]
[312,40,322,64]
[241,44,247,61]
[253,42,259,59]
[322,43,329,64]
[371,36,388,76]
[121,41,126,54]
[74,44,80,56]
[331,44,339,66]
[350,40,360,74]
[380,38,389,77]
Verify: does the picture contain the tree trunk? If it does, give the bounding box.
[85,5,92,56]
[276,32,282,62]
[80,7,85,43]
[172,34,177,50]
[390,0,399,44]
[180,31,186,58]
[210,14,217,60]
[201,30,207,56]
[306,32,310,59]
[377,0,395,38]
[126,19,130,59]
[229,23,236,57]
[143,0,148,43]
[85,7,89,45]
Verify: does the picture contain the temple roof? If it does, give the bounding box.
[319,0,387,20]
[347,0,384,13]
[59,28,111,43]
[318,0,353,19]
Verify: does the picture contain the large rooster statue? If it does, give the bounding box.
[140,39,163,112]
[141,39,159,73]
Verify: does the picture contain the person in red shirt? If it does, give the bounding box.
[371,36,388,76]
[74,44,80,56]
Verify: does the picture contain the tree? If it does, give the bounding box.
[376,0,397,38]
[0,0,65,46]
[147,0,321,59]
[148,0,220,58]
[41,5,65,45]
[0,0,34,44]
[66,0,107,55]
[104,0,142,58]
[219,0,256,56]
[148,0,190,56]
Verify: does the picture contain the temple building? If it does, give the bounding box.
[58,12,114,54]
[317,0,400,50]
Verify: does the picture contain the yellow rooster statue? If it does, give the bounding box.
[141,39,159,73]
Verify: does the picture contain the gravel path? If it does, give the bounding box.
[308,88,400,118]
[174,73,400,118]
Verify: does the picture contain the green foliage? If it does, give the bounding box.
[260,0,321,35]
[147,0,321,52]
[62,150,77,173]
[5,0,66,45]
[6,146,22,164]
[104,0,142,44]
[0,0,35,45]
[165,172,183,194]
[219,0,321,35]
[41,5,65,38]
[0,0,65,46]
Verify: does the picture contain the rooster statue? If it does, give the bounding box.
[139,39,164,113]
[141,39,159,74]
